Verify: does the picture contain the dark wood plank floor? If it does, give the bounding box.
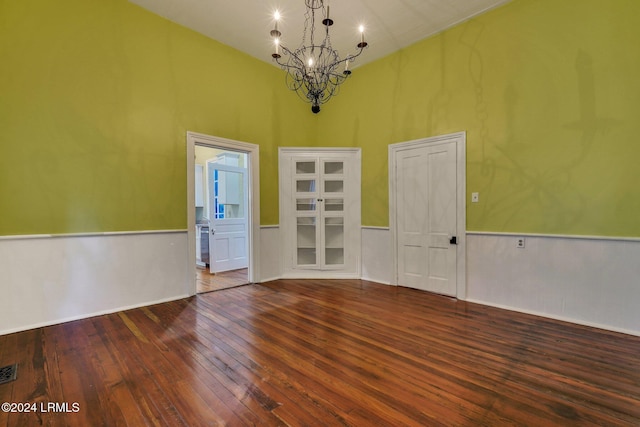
[1,279,639,426]
[197,268,248,294]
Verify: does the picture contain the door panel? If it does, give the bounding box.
[396,141,457,296]
[208,163,249,273]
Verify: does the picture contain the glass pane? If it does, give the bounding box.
[296,198,317,211]
[325,219,343,246]
[325,217,343,265]
[297,248,317,265]
[325,248,344,265]
[324,180,344,193]
[214,170,244,219]
[297,216,317,266]
[296,179,316,193]
[324,161,344,175]
[297,217,316,249]
[296,161,315,174]
[324,198,343,212]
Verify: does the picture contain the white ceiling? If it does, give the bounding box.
[129,0,512,68]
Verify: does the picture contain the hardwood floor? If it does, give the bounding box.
[196,267,248,293]
[1,279,639,426]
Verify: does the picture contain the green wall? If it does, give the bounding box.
[0,0,309,234]
[318,0,640,237]
[2,0,640,238]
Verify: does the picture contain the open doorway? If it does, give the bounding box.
[195,146,248,292]
[186,132,261,295]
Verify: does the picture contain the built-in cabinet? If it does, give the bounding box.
[279,148,361,278]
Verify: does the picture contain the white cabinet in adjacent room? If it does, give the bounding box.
[279,148,361,278]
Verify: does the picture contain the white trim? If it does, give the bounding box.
[1,294,190,337]
[278,147,362,155]
[465,298,640,338]
[260,225,280,229]
[186,132,261,292]
[0,229,187,241]
[362,226,390,231]
[388,132,467,299]
[466,230,640,243]
[279,272,362,280]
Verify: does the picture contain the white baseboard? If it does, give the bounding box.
[0,294,190,336]
[465,298,640,337]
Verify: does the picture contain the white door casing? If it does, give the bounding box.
[389,132,466,298]
[207,163,249,273]
[186,132,260,294]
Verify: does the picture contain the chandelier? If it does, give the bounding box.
[270,0,368,113]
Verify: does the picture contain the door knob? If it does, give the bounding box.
[449,236,457,245]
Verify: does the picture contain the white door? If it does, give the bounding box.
[292,157,347,269]
[207,163,249,273]
[395,140,458,296]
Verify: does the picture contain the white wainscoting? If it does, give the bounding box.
[466,233,640,337]
[259,226,282,282]
[12,228,628,338]
[258,226,391,284]
[361,227,392,285]
[0,231,190,336]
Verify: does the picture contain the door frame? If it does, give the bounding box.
[186,131,260,295]
[388,131,466,299]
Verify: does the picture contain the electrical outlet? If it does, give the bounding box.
[471,192,479,203]
[516,238,525,248]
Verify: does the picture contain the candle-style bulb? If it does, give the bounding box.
[270,11,282,38]
[322,0,333,26]
[343,58,352,75]
[272,38,281,58]
[357,25,367,48]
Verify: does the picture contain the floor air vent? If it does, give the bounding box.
[0,364,18,385]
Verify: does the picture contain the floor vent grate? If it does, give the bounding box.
[0,364,18,385]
